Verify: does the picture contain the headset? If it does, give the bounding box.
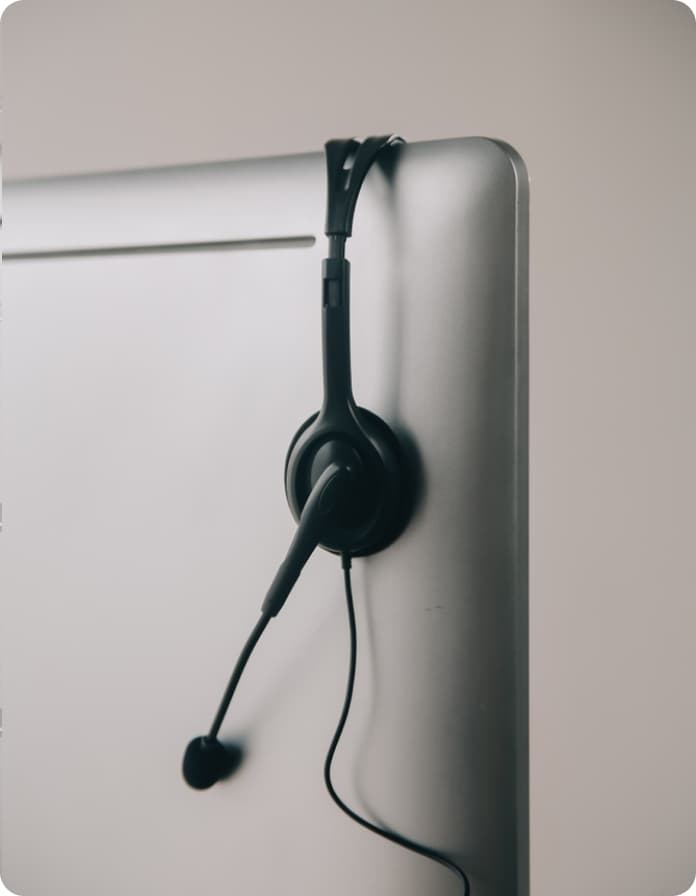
[182,136,470,895]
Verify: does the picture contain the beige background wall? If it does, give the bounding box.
[2,2,695,895]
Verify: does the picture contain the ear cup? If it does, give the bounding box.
[284,407,410,556]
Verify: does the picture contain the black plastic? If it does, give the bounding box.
[324,136,403,237]
[183,137,413,794]
[262,461,355,616]
[182,736,241,790]
[284,136,410,557]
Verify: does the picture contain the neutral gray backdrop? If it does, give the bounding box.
[1,2,695,896]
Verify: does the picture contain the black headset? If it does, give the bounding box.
[283,135,410,561]
[182,136,470,895]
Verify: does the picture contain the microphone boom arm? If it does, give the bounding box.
[183,461,354,788]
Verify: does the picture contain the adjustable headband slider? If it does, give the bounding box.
[322,257,348,280]
[322,257,349,310]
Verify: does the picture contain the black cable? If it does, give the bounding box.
[207,611,272,741]
[324,553,471,895]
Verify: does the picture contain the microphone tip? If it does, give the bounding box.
[182,736,241,790]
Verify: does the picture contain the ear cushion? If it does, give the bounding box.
[284,407,410,557]
[283,411,320,480]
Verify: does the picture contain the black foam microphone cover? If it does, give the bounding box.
[183,736,240,790]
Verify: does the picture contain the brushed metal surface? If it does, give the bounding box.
[0,138,528,896]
